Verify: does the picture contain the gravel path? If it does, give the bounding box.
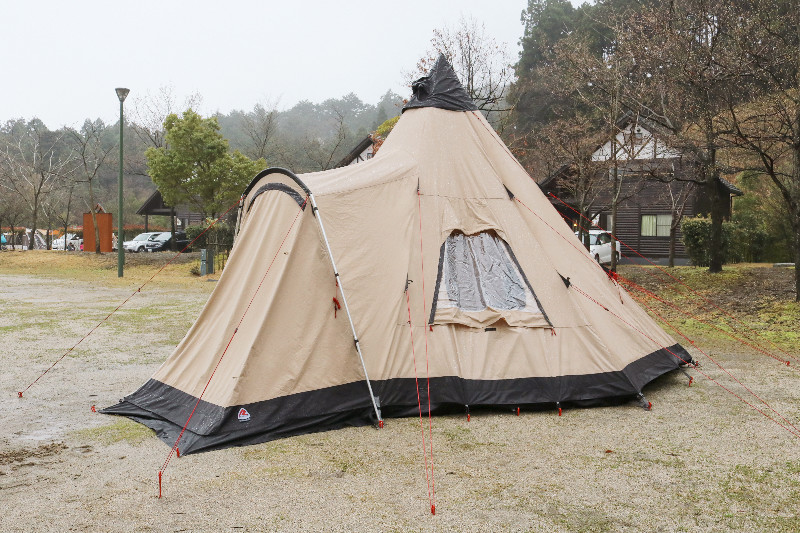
[1,271,799,532]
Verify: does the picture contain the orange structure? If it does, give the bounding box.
[83,212,113,252]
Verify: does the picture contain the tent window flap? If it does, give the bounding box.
[430,231,551,328]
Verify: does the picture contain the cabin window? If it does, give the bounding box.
[429,231,551,329]
[641,214,672,237]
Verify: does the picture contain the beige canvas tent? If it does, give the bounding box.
[104,56,692,454]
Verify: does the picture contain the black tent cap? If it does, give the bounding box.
[403,54,478,113]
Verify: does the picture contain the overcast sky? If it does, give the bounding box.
[0,1,585,130]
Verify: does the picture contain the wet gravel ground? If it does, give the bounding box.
[1,271,799,532]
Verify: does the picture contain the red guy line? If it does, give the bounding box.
[159,196,308,483]
[416,187,436,514]
[547,191,798,365]
[18,197,243,397]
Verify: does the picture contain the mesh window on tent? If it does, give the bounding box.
[430,231,550,328]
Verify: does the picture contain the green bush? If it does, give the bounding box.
[681,217,738,266]
[375,116,400,138]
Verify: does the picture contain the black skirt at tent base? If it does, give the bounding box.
[102,343,690,455]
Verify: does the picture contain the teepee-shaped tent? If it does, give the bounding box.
[104,56,692,454]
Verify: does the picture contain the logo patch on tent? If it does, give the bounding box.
[237,408,251,422]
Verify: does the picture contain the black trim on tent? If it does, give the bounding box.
[428,241,447,325]
[102,344,691,455]
[402,54,478,113]
[247,183,308,212]
[243,167,312,199]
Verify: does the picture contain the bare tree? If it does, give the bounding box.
[614,1,759,273]
[44,179,78,252]
[241,99,279,160]
[129,86,203,150]
[0,119,73,251]
[67,120,115,253]
[0,175,27,250]
[302,106,349,171]
[537,114,610,234]
[410,15,515,126]
[716,0,800,300]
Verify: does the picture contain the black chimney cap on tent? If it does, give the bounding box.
[403,54,478,113]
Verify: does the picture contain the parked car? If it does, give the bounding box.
[575,230,619,265]
[123,232,162,253]
[144,231,190,253]
[52,234,83,251]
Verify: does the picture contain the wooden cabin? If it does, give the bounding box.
[538,116,741,263]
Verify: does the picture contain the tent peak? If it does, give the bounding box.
[403,54,478,113]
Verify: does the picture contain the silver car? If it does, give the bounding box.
[123,232,162,253]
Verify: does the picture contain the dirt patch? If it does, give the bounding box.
[621,264,796,306]
[0,442,67,466]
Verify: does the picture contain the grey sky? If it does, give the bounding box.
[0,1,583,130]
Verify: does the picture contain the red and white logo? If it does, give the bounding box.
[237,408,251,422]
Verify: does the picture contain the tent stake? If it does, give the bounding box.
[308,192,383,425]
[636,393,652,411]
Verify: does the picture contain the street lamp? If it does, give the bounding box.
[115,87,129,277]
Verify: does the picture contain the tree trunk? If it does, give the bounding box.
[611,200,618,271]
[707,177,724,273]
[88,184,101,254]
[170,208,176,252]
[669,225,676,268]
[794,224,800,302]
[29,205,39,252]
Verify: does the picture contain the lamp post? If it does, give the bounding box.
[115,87,129,277]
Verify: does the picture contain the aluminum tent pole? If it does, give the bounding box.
[308,191,383,425]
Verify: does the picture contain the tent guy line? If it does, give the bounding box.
[414,185,436,516]
[624,285,800,436]
[15,198,242,398]
[619,275,798,370]
[159,195,309,491]
[548,191,799,366]
[564,201,796,369]
[404,266,435,514]
[568,279,800,439]
[512,193,800,440]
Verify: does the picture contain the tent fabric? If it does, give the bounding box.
[103,57,692,454]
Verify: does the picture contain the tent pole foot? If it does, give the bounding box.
[678,366,694,386]
[636,393,652,411]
